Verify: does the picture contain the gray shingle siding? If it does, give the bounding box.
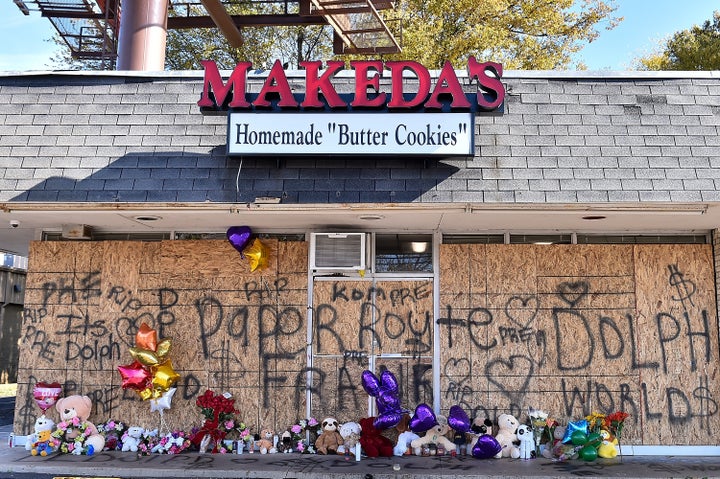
[0,71,718,205]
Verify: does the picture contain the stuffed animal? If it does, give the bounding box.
[410,418,456,456]
[121,426,144,452]
[257,428,277,454]
[55,395,105,455]
[468,417,493,450]
[314,418,344,454]
[336,421,361,455]
[516,424,534,459]
[27,416,56,456]
[597,429,619,458]
[393,414,419,456]
[542,425,569,459]
[359,416,394,457]
[494,413,520,459]
[277,430,293,453]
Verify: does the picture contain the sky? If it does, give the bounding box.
[0,1,718,71]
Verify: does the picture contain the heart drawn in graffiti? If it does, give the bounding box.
[443,357,472,385]
[557,281,589,307]
[485,355,534,404]
[504,295,539,329]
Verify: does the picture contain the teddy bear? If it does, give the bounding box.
[336,421,361,455]
[121,426,144,452]
[516,424,534,459]
[55,395,105,455]
[257,428,277,454]
[277,430,293,453]
[358,416,394,457]
[393,414,420,456]
[410,416,456,456]
[467,416,502,458]
[26,416,56,456]
[314,417,344,454]
[494,413,520,459]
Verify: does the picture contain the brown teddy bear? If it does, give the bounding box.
[314,417,343,454]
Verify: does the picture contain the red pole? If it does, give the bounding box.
[117,0,168,71]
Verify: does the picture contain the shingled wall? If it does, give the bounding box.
[0,71,718,204]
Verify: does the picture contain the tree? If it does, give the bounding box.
[383,0,621,69]
[50,0,619,70]
[635,11,720,71]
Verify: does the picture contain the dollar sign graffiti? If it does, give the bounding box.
[692,375,718,432]
[667,264,696,310]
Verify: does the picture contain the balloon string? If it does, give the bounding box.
[158,411,169,436]
[235,157,243,194]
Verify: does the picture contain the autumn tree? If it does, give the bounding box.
[383,0,620,69]
[635,11,720,71]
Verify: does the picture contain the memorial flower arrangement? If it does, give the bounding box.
[137,429,159,456]
[97,419,126,451]
[290,417,319,453]
[190,389,240,453]
[604,411,629,458]
[527,407,548,457]
[155,430,192,454]
[51,416,93,454]
[585,412,606,434]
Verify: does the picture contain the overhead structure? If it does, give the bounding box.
[13,0,401,70]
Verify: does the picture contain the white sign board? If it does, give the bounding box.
[227,112,474,156]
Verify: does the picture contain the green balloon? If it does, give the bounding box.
[571,430,587,446]
[579,445,598,461]
[587,432,602,446]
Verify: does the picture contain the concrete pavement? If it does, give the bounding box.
[1,441,720,479]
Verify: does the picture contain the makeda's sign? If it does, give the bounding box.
[199,59,505,156]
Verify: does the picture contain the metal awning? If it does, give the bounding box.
[309,0,400,54]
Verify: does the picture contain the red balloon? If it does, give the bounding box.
[118,361,151,391]
[33,382,62,413]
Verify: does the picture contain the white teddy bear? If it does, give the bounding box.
[336,421,361,455]
[494,413,521,459]
[516,424,534,459]
[121,426,144,452]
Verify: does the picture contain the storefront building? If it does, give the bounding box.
[1,64,719,453]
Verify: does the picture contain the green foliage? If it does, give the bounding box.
[381,0,621,69]
[636,11,720,71]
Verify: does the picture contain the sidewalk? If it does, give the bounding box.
[2,441,720,479]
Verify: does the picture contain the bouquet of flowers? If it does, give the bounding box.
[585,412,606,434]
[527,407,548,457]
[290,417,319,454]
[137,429,159,456]
[97,419,126,451]
[190,389,240,453]
[154,430,192,454]
[603,411,629,458]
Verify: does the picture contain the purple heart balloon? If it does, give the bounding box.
[380,370,399,395]
[472,435,502,459]
[361,370,381,397]
[448,405,471,433]
[409,403,437,433]
[377,390,401,413]
[227,226,252,256]
[374,411,402,430]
